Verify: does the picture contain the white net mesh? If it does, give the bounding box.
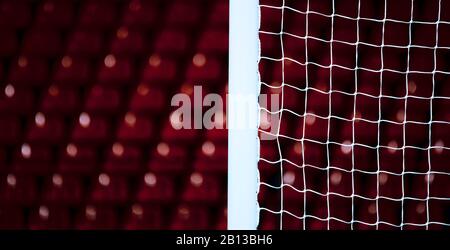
[257,0,450,229]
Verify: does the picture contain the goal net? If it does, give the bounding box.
[254,0,450,230]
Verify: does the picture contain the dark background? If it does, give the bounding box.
[0,0,228,229]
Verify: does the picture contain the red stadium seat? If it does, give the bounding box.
[0,205,24,229]
[97,55,133,85]
[161,113,199,143]
[197,30,228,54]
[22,29,62,58]
[170,205,209,230]
[296,113,329,143]
[11,144,53,174]
[154,30,190,55]
[78,0,118,31]
[116,112,154,143]
[0,0,446,230]
[26,113,65,144]
[403,200,427,229]
[0,148,6,173]
[378,173,403,200]
[129,84,166,114]
[148,142,188,173]
[282,169,305,203]
[0,116,21,145]
[193,141,227,173]
[28,205,71,229]
[67,30,104,58]
[8,56,49,86]
[0,174,37,205]
[103,143,141,174]
[0,85,34,115]
[34,0,75,30]
[0,1,31,30]
[136,172,175,203]
[41,85,79,115]
[42,174,83,205]
[75,205,118,229]
[208,0,228,28]
[215,207,227,230]
[110,27,145,56]
[0,31,18,57]
[53,56,92,86]
[85,85,121,114]
[181,172,221,203]
[122,0,157,30]
[141,55,178,85]
[58,143,98,175]
[90,173,128,204]
[185,53,223,83]
[165,1,201,29]
[71,113,110,144]
[124,204,163,229]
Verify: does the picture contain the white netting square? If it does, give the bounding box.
[257,0,450,229]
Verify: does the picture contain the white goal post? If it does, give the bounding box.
[228,0,260,230]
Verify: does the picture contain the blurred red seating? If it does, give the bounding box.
[0,85,34,115]
[165,1,201,29]
[0,31,18,57]
[0,148,6,173]
[154,30,189,55]
[161,114,199,143]
[97,55,133,85]
[28,205,71,229]
[41,85,79,115]
[35,0,75,30]
[129,83,166,114]
[170,204,209,230]
[103,143,141,174]
[181,172,221,203]
[116,112,154,143]
[67,30,104,58]
[0,1,31,30]
[75,205,117,229]
[215,207,227,230]
[124,204,163,229]
[0,116,21,145]
[71,113,110,144]
[90,173,128,204]
[53,56,92,86]
[0,174,37,205]
[42,174,83,205]
[58,143,97,175]
[85,85,121,114]
[136,172,175,203]
[26,113,65,144]
[0,205,24,229]
[8,56,49,86]
[22,29,62,58]
[378,173,403,199]
[208,0,228,28]
[185,53,222,83]
[78,0,118,31]
[148,142,188,173]
[197,30,228,54]
[11,143,53,174]
[110,27,145,56]
[194,141,227,173]
[122,0,157,30]
[141,55,178,84]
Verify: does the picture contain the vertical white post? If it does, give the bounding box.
[228,0,259,230]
